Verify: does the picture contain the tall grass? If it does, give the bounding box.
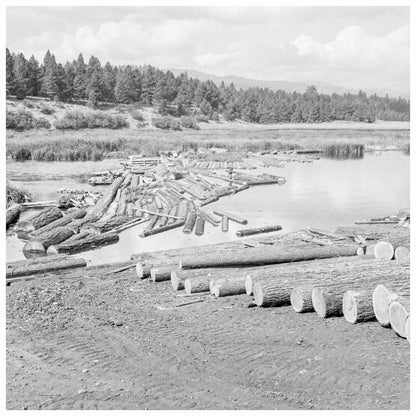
[6,182,32,207]
[323,143,365,159]
[55,110,129,129]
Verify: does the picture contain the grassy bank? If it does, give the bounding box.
[6,128,410,161]
[6,182,32,207]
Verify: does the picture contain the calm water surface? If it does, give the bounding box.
[6,152,409,265]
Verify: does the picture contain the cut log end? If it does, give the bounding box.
[171,271,183,291]
[136,263,144,279]
[209,281,216,295]
[394,246,410,260]
[46,245,58,255]
[389,301,409,338]
[150,268,157,282]
[365,244,376,257]
[372,284,391,327]
[245,276,253,295]
[311,287,327,318]
[356,247,365,256]
[184,279,192,295]
[253,282,264,306]
[23,241,46,255]
[342,290,359,323]
[291,287,312,313]
[374,241,394,260]
[213,286,220,298]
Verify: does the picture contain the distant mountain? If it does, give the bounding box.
[168,68,409,99]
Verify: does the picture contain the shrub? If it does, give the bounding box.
[151,116,181,131]
[35,117,51,129]
[23,99,34,108]
[6,182,32,207]
[39,103,55,115]
[130,110,145,121]
[180,116,200,130]
[6,109,36,131]
[195,114,209,123]
[54,110,129,129]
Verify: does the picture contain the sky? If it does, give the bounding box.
[6,6,410,94]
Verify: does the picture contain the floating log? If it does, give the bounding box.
[197,209,220,226]
[183,210,197,234]
[373,278,410,327]
[6,203,22,228]
[389,298,410,338]
[23,226,75,254]
[179,244,358,269]
[195,217,205,236]
[15,206,63,233]
[150,265,178,282]
[213,209,248,225]
[30,209,87,237]
[47,232,119,254]
[6,255,86,279]
[236,225,282,237]
[221,216,229,232]
[139,220,185,238]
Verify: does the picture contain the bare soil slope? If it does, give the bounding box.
[7,269,409,410]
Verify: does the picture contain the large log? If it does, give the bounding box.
[253,258,409,308]
[15,206,63,233]
[389,297,410,338]
[23,226,75,254]
[6,255,86,279]
[213,209,248,225]
[150,265,178,282]
[183,210,197,234]
[179,244,358,269]
[6,203,22,228]
[197,209,220,226]
[47,232,119,254]
[372,278,410,327]
[236,225,282,237]
[342,289,375,323]
[88,176,124,220]
[139,220,185,238]
[82,216,130,234]
[184,276,212,294]
[211,277,247,298]
[194,217,205,236]
[374,235,410,260]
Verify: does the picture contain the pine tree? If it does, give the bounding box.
[73,54,87,100]
[13,52,28,99]
[6,48,16,96]
[86,56,104,106]
[102,62,117,102]
[26,55,41,96]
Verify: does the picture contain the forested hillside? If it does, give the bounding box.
[6,48,410,123]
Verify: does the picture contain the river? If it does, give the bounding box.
[6,151,409,265]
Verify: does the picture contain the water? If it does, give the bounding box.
[6,152,409,265]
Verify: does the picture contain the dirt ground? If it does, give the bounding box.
[6,268,410,410]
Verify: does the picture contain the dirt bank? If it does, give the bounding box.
[6,269,409,410]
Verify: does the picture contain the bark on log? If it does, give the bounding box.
[389,297,410,338]
[195,217,205,236]
[6,255,86,278]
[372,278,410,327]
[365,244,376,257]
[183,210,197,234]
[212,277,247,297]
[47,232,119,254]
[177,200,188,219]
[23,226,74,253]
[342,289,375,323]
[213,209,248,225]
[139,220,185,238]
[197,209,220,226]
[88,176,124,220]
[184,276,212,294]
[290,286,315,313]
[221,216,229,233]
[83,216,130,234]
[30,209,87,237]
[16,206,63,233]
[150,265,178,282]
[6,203,22,228]
[236,225,282,237]
[179,244,358,269]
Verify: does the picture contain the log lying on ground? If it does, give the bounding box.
[23,226,75,254]
[15,206,63,233]
[389,297,410,338]
[6,255,86,279]
[47,232,119,254]
[30,209,87,237]
[374,234,410,260]
[213,209,248,225]
[394,246,410,260]
[311,262,409,318]
[6,203,22,228]
[372,278,410,327]
[236,225,282,237]
[195,217,205,236]
[254,258,409,308]
[342,289,376,323]
[150,265,178,282]
[179,244,358,269]
[211,277,247,298]
[185,276,212,294]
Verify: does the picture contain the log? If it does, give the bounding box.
[83,216,130,234]
[342,289,375,323]
[365,244,376,257]
[389,298,410,338]
[290,286,315,313]
[6,255,86,279]
[195,217,205,236]
[372,278,410,327]
[179,244,358,269]
[213,209,248,225]
[221,216,229,233]
[88,176,124,220]
[30,209,87,237]
[131,174,139,190]
[15,206,63,233]
[184,276,211,294]
[236,225,282,237]
[23,226,75,254]
[126,202,135,217]
[139,220,185,238]
[197,209,220,226]
[183,210,197,234]
[6,203,22,228]
[394,246,410,260]
[150,265,178,282]
[374,235,410,260]
[47,232,119,254]
[212,277,247,297]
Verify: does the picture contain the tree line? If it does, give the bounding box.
[6,48,410,123]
